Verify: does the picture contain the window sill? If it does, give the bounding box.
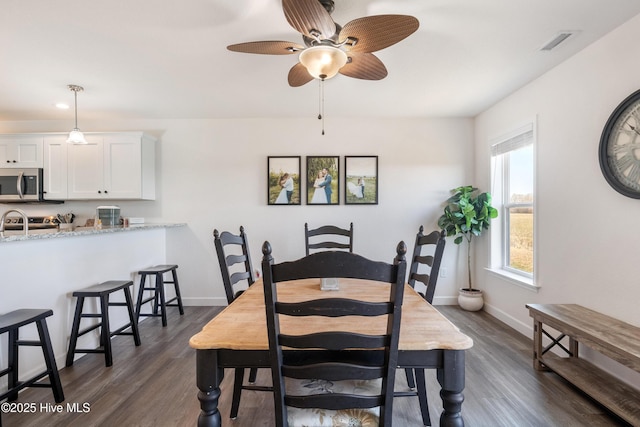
[486,268,540,292]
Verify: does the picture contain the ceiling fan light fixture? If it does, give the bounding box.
[299,46,347,80]
[66,84,88,144]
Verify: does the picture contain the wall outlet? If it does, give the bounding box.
[440,267,447,278]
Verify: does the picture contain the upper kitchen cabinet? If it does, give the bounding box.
[43,135,68,200]
[67,132,156,200]
[0,135,43,168]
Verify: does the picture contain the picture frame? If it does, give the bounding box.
[345,156,378,205]
[267,156,301,205]
[306,156,339,205]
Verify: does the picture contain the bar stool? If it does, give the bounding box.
[135,264,184,327]
[66,280,141,368]
[0,309,64,403]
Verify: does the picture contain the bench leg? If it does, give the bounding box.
[123,286,141,346]
[36,318,64,402]
[7,328,19,401]
[532,319,545,371]
[101,295,113,367]
[171,268,185,315]
[66,297,85,367]
[156,273,168,327]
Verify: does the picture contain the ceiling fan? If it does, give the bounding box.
[227,0,420,87]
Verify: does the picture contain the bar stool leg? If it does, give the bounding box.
[171,268,185,315]
[7,328,19,401]
[100,294,113,367]
[135,273,147,323]
[66,297,86,367]
[123,286,141,346]
[156,273,168,327]
[36,318,64,402]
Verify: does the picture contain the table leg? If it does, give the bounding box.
[437,349,465,427]
[196,349,224,427]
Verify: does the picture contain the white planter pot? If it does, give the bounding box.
[458,288,484,311]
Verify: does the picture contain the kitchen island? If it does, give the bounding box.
[0,222,186,383]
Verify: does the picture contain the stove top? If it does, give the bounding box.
[3,215,59,230]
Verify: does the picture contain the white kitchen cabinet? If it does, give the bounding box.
[0,135,43,168]
[43,135,68,200]
[67,132,156,200]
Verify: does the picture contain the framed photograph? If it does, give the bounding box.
[268,156,301,205]
[345,156,378,205]
[307,156,339,205]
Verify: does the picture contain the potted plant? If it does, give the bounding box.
[437,185,498,311]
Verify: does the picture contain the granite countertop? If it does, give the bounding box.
[0,223,186,243]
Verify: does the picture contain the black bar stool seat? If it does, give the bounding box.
[0,309,64,403]
[66,280,141,368]
[135,264,184,327]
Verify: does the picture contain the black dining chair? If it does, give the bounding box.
[213,226,271,419]
[262,241,407,427]
[304,222,353,255]
[396,226,446,426]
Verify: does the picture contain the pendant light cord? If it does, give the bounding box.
[74,89,79,129]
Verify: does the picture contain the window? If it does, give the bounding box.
[490,122,535,283]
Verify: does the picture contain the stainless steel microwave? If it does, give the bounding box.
[0,168,44,201]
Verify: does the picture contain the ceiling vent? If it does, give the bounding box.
[540,31,576,51]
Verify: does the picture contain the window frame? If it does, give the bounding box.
[489,121,537,289]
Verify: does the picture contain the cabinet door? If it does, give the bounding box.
[67,136,105,199]
[0,136,43,168]
[103,135,142,199]
[43,136,68,199]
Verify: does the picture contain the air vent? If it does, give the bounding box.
[540,31,576,51]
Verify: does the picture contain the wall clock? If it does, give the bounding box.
[599,88,640,198]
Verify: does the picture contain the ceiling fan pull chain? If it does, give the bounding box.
[318,78,325,135]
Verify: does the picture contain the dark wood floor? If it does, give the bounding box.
[1,305,627,426]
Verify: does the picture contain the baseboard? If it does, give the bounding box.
[482,302,533,338]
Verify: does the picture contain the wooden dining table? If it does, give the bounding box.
[189,278,473,426]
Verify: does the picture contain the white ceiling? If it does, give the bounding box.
[2,0,640,122]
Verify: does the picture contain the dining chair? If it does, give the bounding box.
[262,241,407,427]
[304,222,354,255]
[396,226,446,426]
[213,226,271,419]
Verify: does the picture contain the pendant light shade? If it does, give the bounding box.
[67,84,88,144]
[299,46,348,80]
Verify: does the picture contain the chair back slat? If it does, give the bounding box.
[276,299,392,317]
[283,363,385,381]
[408,227,446,304]
[214,227,255,304]
[262,241,407,427]
[304,223,354,255]
[280,332,389,350]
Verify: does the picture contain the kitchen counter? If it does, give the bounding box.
[0,222,188,381]
[0,223,186,243]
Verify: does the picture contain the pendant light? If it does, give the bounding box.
[66,84,88,144]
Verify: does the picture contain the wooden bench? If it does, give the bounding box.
[526,304,640,425]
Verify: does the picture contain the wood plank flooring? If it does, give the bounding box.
[1,306,628,426]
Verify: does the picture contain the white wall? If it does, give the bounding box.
[474,14,640,387]
[0,117,474,307]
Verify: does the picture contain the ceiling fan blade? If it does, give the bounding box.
[227,40,304,55]
[288,63,314,87]
[339,52,387,80]
[339,15,419,53]
[282,0,336,40]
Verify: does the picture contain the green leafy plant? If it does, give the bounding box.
[437,186,498,290]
